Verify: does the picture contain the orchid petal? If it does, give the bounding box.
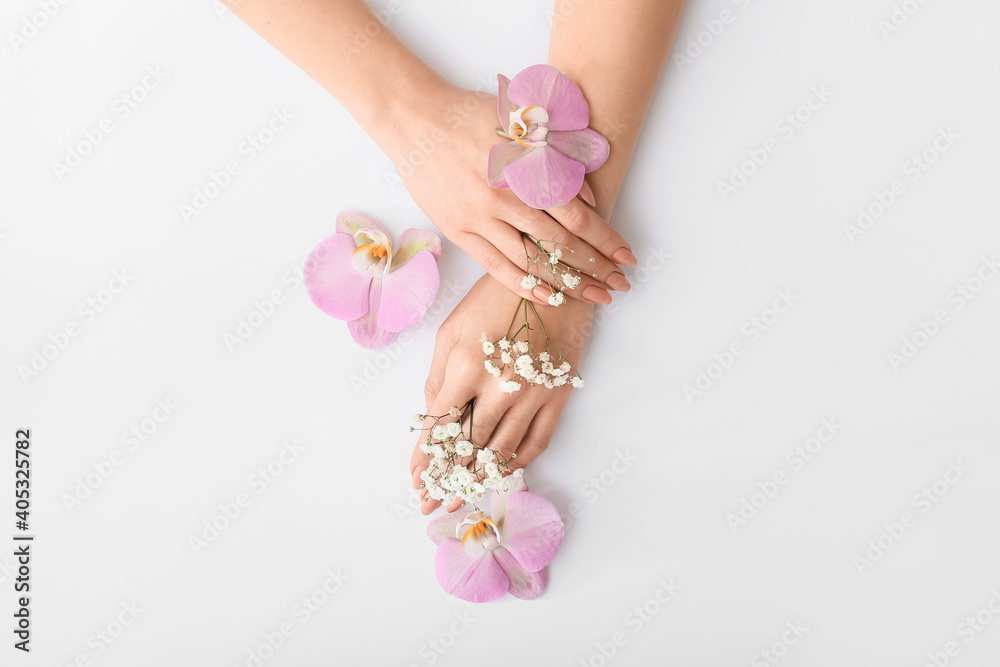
[490,476,528,532]
[496,491,564,572]
[335,211,390,245]
[434,539,509,603]
[427,509,472,545]
[546,128,610,173]
[376,250,439,332]
[493,546,548,600]
[392,228,442,269]
[487,142,532,188]
[503,146,585,210]
[497,74,516,134]
[347,281,397,349]
[507,64,589,132]
[303,234,374,322]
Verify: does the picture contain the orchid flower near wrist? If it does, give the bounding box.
[303,211,441,349]
[487,64,610,210]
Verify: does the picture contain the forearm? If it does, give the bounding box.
[548,0,685,220]
[222,0,446,158]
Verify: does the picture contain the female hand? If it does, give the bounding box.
[386,82,636,307]
[408,273,595,514]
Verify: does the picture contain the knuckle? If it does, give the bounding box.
[559,205,586,232]
[479,250,504,277]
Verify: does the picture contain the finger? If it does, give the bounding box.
[424,325,458,411]
[547,198,637,267]
[463,392,513,449]
[457,231,553,306]
[410,385,475,479]
[509,398,570,472]
[483,403,535,462]
[487,220,613,306]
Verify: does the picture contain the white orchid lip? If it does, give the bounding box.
[457,510,501,551]
[508,105,549,147]
[352,227,393,276]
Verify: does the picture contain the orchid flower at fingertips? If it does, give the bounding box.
[303,211,441,349]
[427,473,564,603]
[488,64,610,210]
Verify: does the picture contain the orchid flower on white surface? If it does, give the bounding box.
[303,211,440,349]
[427,475,564,602]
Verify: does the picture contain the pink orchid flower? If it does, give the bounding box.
[427,476,564,603]
[487,64,610,210]
[303,211,441,349]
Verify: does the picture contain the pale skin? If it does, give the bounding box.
[222,0,686,512]
[223,0,638,306]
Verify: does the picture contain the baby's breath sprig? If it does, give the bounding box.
[413,401,522,508]
[481,296,584,394]
[519,233,591,307]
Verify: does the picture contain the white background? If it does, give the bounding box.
[3,0,1000,665]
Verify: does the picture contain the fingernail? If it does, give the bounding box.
[605,272,630,292]
[532,285,552,302]
[582,285,612,305]
[612,247,637,266]
[578,181,596,207]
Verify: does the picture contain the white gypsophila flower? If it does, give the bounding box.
[514,340,529,354]
[449,406,462,418]
[515,354,533,368]
[484,360,501,378]
[429,486,445,501]
[570,376,585,388]
[552,375,567,387]
[548,291,565,307]
[455,440,473,456]
[431,444,446,459]
[543,377,555,389]
[477,448,495,464]
[482,340,495,355]
[549,248,562,264]
[420,469,433,483]
[562,273,581,289]
[419,442,433,455]
[550,367,565,377]
[485,462,500,478]
[522,366,538,381]
[520,275,538,289]
[483,476,499,489]
[536,373,549,385]
[446,422,462,438]
[500,351,512,365]
[471,482,486,496]
[498,337,511,351]
[500,478,511,493]
[541,361,555,374]
[538,351,550,362]
[413,414,425,423]
[432,424,448,440]
[513,468,525,478]
[499,380,521,394]
[560,361,571,373]
[428,457,444,471]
